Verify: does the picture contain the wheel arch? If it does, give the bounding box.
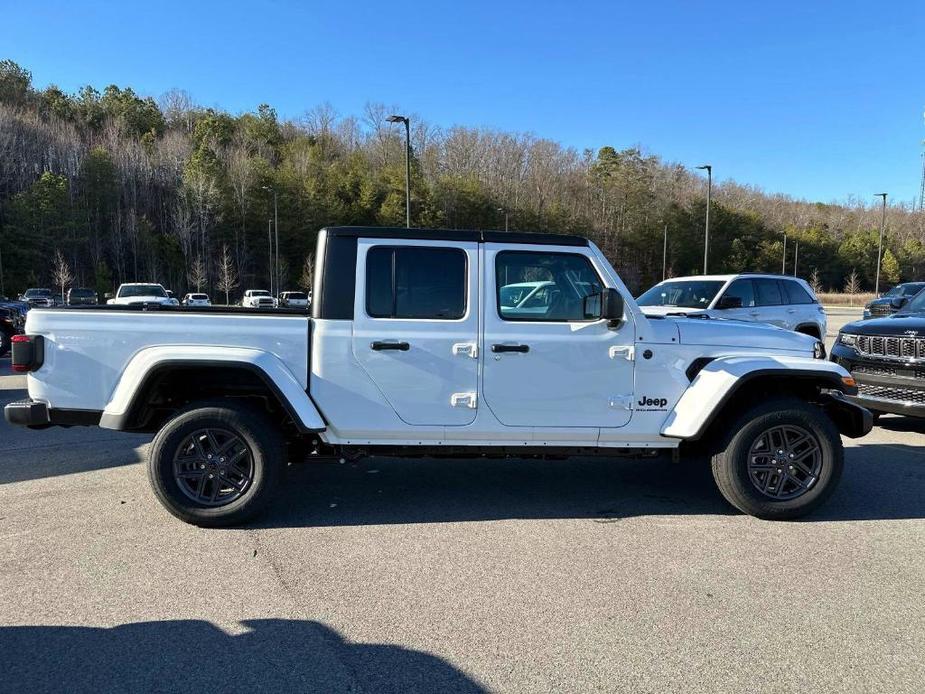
[662,357,868,442]
[794,323,822,339]
[100,348,325,434]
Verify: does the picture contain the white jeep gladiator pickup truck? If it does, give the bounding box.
[5,227,871,526]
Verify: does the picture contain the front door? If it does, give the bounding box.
[352,239,480,426]
[481,244,636,428]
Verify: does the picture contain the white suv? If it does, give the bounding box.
[637,273,827,339]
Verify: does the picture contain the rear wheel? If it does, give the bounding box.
[147,401,284,527]
[710,397,843,520]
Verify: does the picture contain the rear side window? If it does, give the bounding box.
[366,246,467,319]
[496,251,603,321]
[781,280,814,305]
[754,279,783,306]
[720,279,755,308]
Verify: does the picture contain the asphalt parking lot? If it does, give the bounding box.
[1,309,923,693]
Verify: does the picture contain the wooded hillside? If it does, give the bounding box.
[1,58,922,299]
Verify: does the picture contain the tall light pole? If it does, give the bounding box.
[262,186,279,295]
[793,240,799,276]
[267,218,274,295]
[387,114,411,228]
[782,233,787,274]
[497,207,509,231]
[696,165,712,274]
[875,192,888,295]
[662,222,668,280]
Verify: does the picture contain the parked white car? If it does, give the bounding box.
[107,283,179,306]
[637,273,827,339]
[279,291,309,308]
[241,290,277,308]
[182,293,211,307]
[6,227,869,527]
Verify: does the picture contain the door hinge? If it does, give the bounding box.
[450,392,478,409]
[452,342,478,359]
[608,345,635,361]
[609,395,634,410]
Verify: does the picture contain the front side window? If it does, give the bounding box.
[496,251,602,321]
[366,246,467,319]
[636,280,724,309]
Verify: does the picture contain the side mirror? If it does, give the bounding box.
[584,288,624,326]
[104,292,113,300]
[717,296,743,309]
[891,296,908,309]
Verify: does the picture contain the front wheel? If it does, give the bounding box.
[147,401,284,527]
[711,397,843,520]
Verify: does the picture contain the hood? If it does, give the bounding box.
[865,297,894,308]
[672,316,817,353]
[639,306,709,317]
[842,313,925,336]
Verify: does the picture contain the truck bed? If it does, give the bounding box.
[24,307,311,413]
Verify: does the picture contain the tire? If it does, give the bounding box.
[710,397,843,520]
[147,400,284,527]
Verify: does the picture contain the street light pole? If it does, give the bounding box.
[267,218,273,295]
[782,233,787,274]
[387,115,411,228]
[662,222,668,280]
[262,186,279,295]
[696,165,712,274]
[875,192,888,295]
[497,207,509,232]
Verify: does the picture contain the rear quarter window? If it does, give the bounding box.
[781,280,814,305]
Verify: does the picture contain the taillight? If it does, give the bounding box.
[11,334,44,373]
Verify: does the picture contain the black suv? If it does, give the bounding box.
[863,282,925,319]
[832,290,925,417]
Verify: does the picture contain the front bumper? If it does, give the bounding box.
[831,342,925,417]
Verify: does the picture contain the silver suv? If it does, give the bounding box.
[637,273,827,339]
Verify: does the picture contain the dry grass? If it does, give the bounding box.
[817,292,876,307]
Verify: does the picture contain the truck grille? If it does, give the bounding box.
[868,304,893,316]
[855,334,925,359]
[857,382,925,405]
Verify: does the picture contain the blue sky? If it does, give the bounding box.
[2,0,923,205]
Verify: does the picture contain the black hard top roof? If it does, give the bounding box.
[322,226,589,247]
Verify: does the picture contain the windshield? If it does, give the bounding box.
[287,292,307,300]
[24,289,52,298]
[119,284,167,298]
[70,288,95,297]
[190,294,208,300]
[250,291,271,297]
[636,280,725,308]
[901,289,925,313]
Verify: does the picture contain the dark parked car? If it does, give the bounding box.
[0,306,23,357]
[832,289,925,418]
[863,282,925,319]
[67,287,98,305]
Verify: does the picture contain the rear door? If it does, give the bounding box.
[352,238,480,426]
[779,279,817,331]
[753,277,789,328]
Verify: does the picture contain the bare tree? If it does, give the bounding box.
[844,268,861,294]
[299,254,314,292]
[215,244,239,305]
[52,249,74,301]
[809,267,822,294]
[187,255,207,293]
